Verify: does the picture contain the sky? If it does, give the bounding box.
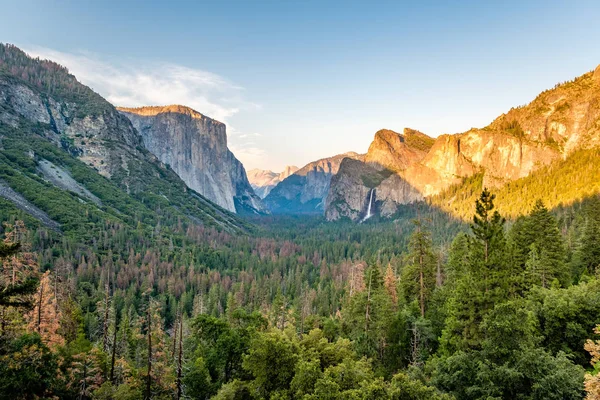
[2,0,600,171]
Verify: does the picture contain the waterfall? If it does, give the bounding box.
[361,189,375,222]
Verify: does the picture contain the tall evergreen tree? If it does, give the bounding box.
[441,190,511,352]
[511,200,567,287]
[572,197,600,278]
[401,220,437,317]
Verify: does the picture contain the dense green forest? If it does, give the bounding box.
[2,188,600,399]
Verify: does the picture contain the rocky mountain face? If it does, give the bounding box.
[0,68,142,182]
[247,166,298,198]
[264,152,362,213]
[118,105,266,215]
[326,65,600,221]
[325,129,431,221]
[0,43,247,232]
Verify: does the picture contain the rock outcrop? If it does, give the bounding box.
[0,75,142,180]
[118,105,266,214]
[326,65,600,221]
[325,129,430,221]
[264,152,362,213]
[247,166,299,198]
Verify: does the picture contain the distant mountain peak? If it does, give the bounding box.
[263,152,362,213]
[247,166,300,199]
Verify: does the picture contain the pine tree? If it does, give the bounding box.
[401,220,437,317]
[441,190,511,352]
[0,221,39,335]
[67,347,104,399]
[511,200,567,287]
[27,271,64,348]
[573,197,600,278]
[384,264,398,308]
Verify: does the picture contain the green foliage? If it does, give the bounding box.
[509,200,567,287]
[403,130,436,152]
[360,168,394,188]
[243,329,300,397]
[498,119,526,138]
[401,220,438,317]
[0,333,60,399]
[432,148,600,220]
[527,279,600,366]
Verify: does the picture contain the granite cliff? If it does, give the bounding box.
[325,129,431,221]
[118,105,266,215]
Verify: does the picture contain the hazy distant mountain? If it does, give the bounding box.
[264,152,362,214]
[247,166,298,198]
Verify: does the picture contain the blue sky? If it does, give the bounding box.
[2,0,600,171]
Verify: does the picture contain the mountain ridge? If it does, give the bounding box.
[326,64,600,221]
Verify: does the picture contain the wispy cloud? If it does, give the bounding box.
[228,144,267,170]
[24,46,252,123]
[22,46,265,166]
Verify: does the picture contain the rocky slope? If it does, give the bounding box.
[0,43,248,232]
[327,65,600,221]
[264,152,362,213]
[247,166,298,198]
[118,105,266,215]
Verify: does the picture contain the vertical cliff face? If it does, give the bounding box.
[247,166,299,198]
[264,152,362,213]
[118,105,265,214]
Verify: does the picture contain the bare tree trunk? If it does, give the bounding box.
[176,313,183,400]
[102,266,111,352]
[145,306,152,400]
[365,270,372,334]
[436,250,444,288]
[109,312,118,383]
[37,280,44,333]
[410,323,421,367]
[172,312,179,360]
[419,245,425,317]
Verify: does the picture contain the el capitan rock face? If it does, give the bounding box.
[264,152,362,214]
[247,166,299,199]
[326,66,600,221]
[118,105,266,214]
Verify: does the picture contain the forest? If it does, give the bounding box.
[2,188,600,400]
